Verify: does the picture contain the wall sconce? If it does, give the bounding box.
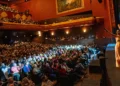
[51,31,55,36]
[38,31,42,37]
[65,30,70,35]
[83,29,87,33]
[82,27,87,33]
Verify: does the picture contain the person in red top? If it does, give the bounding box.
[59,65,67,76]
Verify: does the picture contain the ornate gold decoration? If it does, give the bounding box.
[22,14,27,20]
[27,15,32,21]
[1,12,8,18]
[15,14,21,20]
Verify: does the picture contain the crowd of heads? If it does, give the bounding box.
[45,35,95,41]
[0,42,98,86]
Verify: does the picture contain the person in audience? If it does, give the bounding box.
[0,42,98,86]
[11,63,20,81]
[0,63,8,81]
[21,77,35,86]
[7,77,14,86]
[41,75,57,86]
[22,62,32,77]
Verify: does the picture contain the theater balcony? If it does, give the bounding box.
[0,17,104,30]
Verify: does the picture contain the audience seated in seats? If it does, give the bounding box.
[7,77,14,86]
[11,63,20,81]
[0,42,98,86]
[46,35,95,41]
[21,77,35,86]
[22,62,32,77]
[41,75,57,86]
[0,63,8,81]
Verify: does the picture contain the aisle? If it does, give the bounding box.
[74,73,101,86]
[80,74,101,86]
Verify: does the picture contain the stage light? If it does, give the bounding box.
[38,31,42,37]
[51,31,55,36]
[65,30,70,35]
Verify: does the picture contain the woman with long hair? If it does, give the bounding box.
[115,29,120,67]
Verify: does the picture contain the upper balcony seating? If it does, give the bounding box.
[0,4,37,25]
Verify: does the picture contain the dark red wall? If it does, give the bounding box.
[91,0,112,38]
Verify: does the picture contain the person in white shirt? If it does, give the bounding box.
[1,63,8,80]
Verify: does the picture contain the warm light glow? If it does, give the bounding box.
[51,31,55,36]
[38,31,42,37]
[118,24,120,29]
[64,27,70,29]
[65,30,70,34]
[83,27,87,33]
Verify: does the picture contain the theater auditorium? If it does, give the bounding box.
[0,0,120,86]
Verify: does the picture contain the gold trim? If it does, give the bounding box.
[56,0,84,14]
